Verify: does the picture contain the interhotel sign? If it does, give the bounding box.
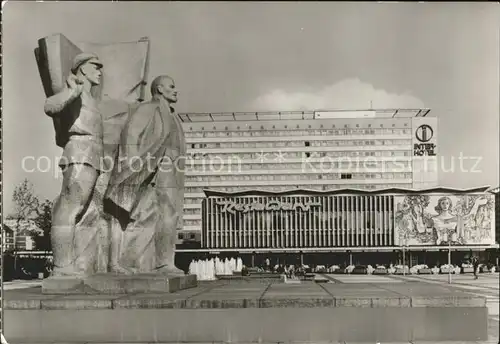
[216,200,321,215]
[414,124,436,156]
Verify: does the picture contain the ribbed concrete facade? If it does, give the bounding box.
[202,195,395,249]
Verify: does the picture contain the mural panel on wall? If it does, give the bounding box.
[394,194,495,246]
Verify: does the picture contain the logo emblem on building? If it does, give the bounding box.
[415,124,433,142]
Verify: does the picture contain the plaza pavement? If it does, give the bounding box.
[391,273,499,320]
[2,275,498,344]
[395,272,499,343]
[322,272,499,344]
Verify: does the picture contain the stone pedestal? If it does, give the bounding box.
[42,273,197,295]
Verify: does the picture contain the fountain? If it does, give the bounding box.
[236,257,243,272]
[188,256,248,279]
[230,257,236,272]
[188,259,217,281]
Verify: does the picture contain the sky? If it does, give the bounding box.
[3,2,499,215]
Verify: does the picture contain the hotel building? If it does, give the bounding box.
[175,108,496,267]
[179,109,437,238]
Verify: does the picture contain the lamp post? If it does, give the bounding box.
[402,233,408,276]
[13,232,17,278]
[402,244,405,276]
[447,233,452,284]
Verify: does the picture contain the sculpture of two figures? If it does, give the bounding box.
[35,34,186,279]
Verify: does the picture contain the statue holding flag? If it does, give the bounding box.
[35,34,195,293]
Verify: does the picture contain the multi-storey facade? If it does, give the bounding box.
[177,108,438,242]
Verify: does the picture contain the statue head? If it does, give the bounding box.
[151,75,178,104]
[71,52,103,86]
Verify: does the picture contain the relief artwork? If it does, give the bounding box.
[395,194,495,246]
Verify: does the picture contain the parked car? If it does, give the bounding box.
[373,266,388,275]
[351,265,368,274]
[479,264,490,273]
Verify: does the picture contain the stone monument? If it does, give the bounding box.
[42,52,105,277]
[35,33,197,293]
[104,75,186,276]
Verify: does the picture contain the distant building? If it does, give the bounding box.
[2,225,15,251]
[2,219,40,251]
[171,107,498,267]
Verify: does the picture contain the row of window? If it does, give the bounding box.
[185,128,410,138]
[183,209,199,216]
[184,161,411,172]
[189,139,411,150]
[185,219,202,227]
[311,139,410,147]
[188,151,411,161]
[184,183,413,195]
[186,161,411,175]
[178,232,197,240]
[186,173,413,183]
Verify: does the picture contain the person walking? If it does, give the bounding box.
[472,256,479,280]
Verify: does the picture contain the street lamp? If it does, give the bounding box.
[447,230,452,284]
[402,233,408,276]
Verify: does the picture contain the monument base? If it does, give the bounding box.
[4,280,490,343]
[42,273,197,294]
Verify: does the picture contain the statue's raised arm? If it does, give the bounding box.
[44,74,84,117]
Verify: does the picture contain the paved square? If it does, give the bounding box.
[324,274,402,283]
[397,273,499,322]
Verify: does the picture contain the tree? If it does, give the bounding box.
[10,179,40,251]
[32,199,53,251]
[11,179,40,221]
[10,179,53,251]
